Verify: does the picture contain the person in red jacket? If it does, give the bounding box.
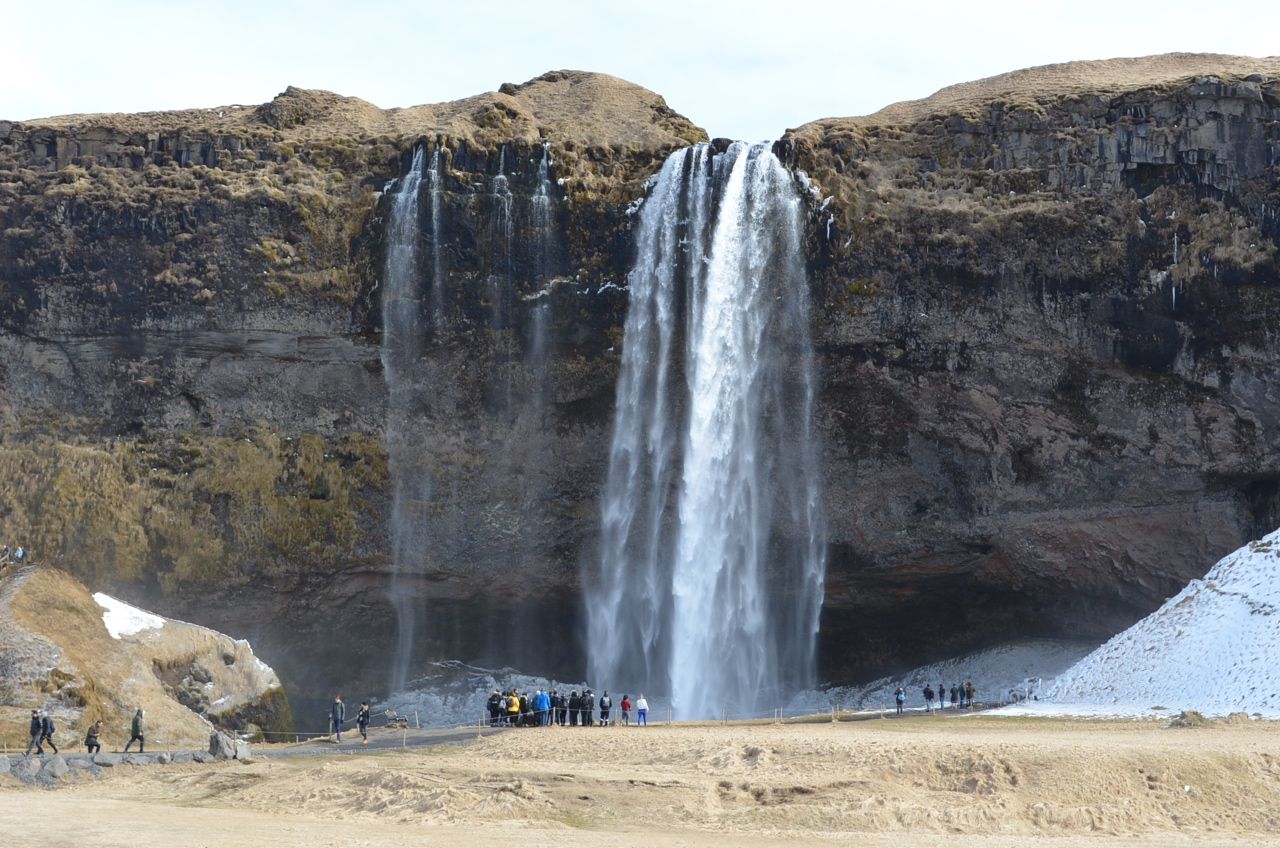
[620,694,632,726]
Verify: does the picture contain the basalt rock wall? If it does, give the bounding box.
[2,58,1279,711]
[782,55,1280,678]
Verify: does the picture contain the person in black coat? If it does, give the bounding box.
[24,710,43,756]
[39,712,58,754]
[331,695,346,742]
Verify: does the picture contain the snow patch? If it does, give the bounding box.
[93,593,165,639]
[1039,528,1280,717]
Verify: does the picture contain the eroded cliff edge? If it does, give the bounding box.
[2,56,1278,709]
[781,53,1280,674]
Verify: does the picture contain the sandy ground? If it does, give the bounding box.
[4,715,1280,847]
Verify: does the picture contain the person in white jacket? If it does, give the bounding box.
[635,694,649,726]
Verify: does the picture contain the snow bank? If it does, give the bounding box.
[1039,528,1280,717]
[93,592,165,639]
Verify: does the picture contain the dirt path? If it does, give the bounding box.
[5,716,1280,846]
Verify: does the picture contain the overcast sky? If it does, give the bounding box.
[5,0,1278,140]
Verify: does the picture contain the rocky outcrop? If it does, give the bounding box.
[779,54,1280,676]
[0,565,291,744]
[1,57,1278,707]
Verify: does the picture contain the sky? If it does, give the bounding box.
[4,0,1278,141]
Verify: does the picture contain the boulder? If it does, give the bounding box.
[123,754,152,766]
[0,755,10,776]
[209,731,236,760]
[93,753,120,767]
[155,752,173,765]
[234,740,251,760]
[37,755,69,781]
[192,750,214,764]
[11,757,41,781]
[171,752,194,764]
[65,756,96,770]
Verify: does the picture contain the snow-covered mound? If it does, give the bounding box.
[1041,529,1280,716]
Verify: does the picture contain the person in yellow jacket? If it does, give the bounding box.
[506,690,521,726]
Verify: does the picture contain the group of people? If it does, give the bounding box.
[486,689,649,727]
[921,680,977,712]
[23,708,145,756]
[330,695,372,743]
[0,544,27,569]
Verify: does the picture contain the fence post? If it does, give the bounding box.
[402,727,407,748]
[415,711,420,729]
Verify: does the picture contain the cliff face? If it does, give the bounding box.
[781,54,1280,675]
[2,57,1278,709]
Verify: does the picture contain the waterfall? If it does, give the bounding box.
[426,148,446,330]
[587,142,826,719]
[382,145,428,694]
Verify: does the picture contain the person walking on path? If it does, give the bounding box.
[356,701,371,744]
[124,709,145,753]
[24,710,43,756]
[599,691,612,726]
[85,720,103,754]
[635,694,649,726]
[39,711,59,753]
[331,695,346,742]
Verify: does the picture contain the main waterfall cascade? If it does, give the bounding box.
[588,142,826,720]
[380,143,562,695]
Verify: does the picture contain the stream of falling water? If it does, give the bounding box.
[382,145,427,694]
[588,142,825,719]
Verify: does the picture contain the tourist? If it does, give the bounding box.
[599,690,612,726]
[487,690,503,727]
[24,710,43,756]
[951,684,959,709]
[620,694,632,726]
[124,708,145,753]
[85,719,103,754]
[356,701,371,744]
[635,693,649,726]
[568,690,580,726]
[965,680,976,709]
[923,685,935,713]
[14,545,25,562]
[39,711,59,753]
[506,690,520,725]
[331,695,346,742]
[582,689,594,726]
[939,681,947,708]
[894,687,906,716]
[556,690,568,726]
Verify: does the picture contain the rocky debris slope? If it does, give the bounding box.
[0,565,291,746]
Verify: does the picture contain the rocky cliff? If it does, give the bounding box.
[2,57,1278,712]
